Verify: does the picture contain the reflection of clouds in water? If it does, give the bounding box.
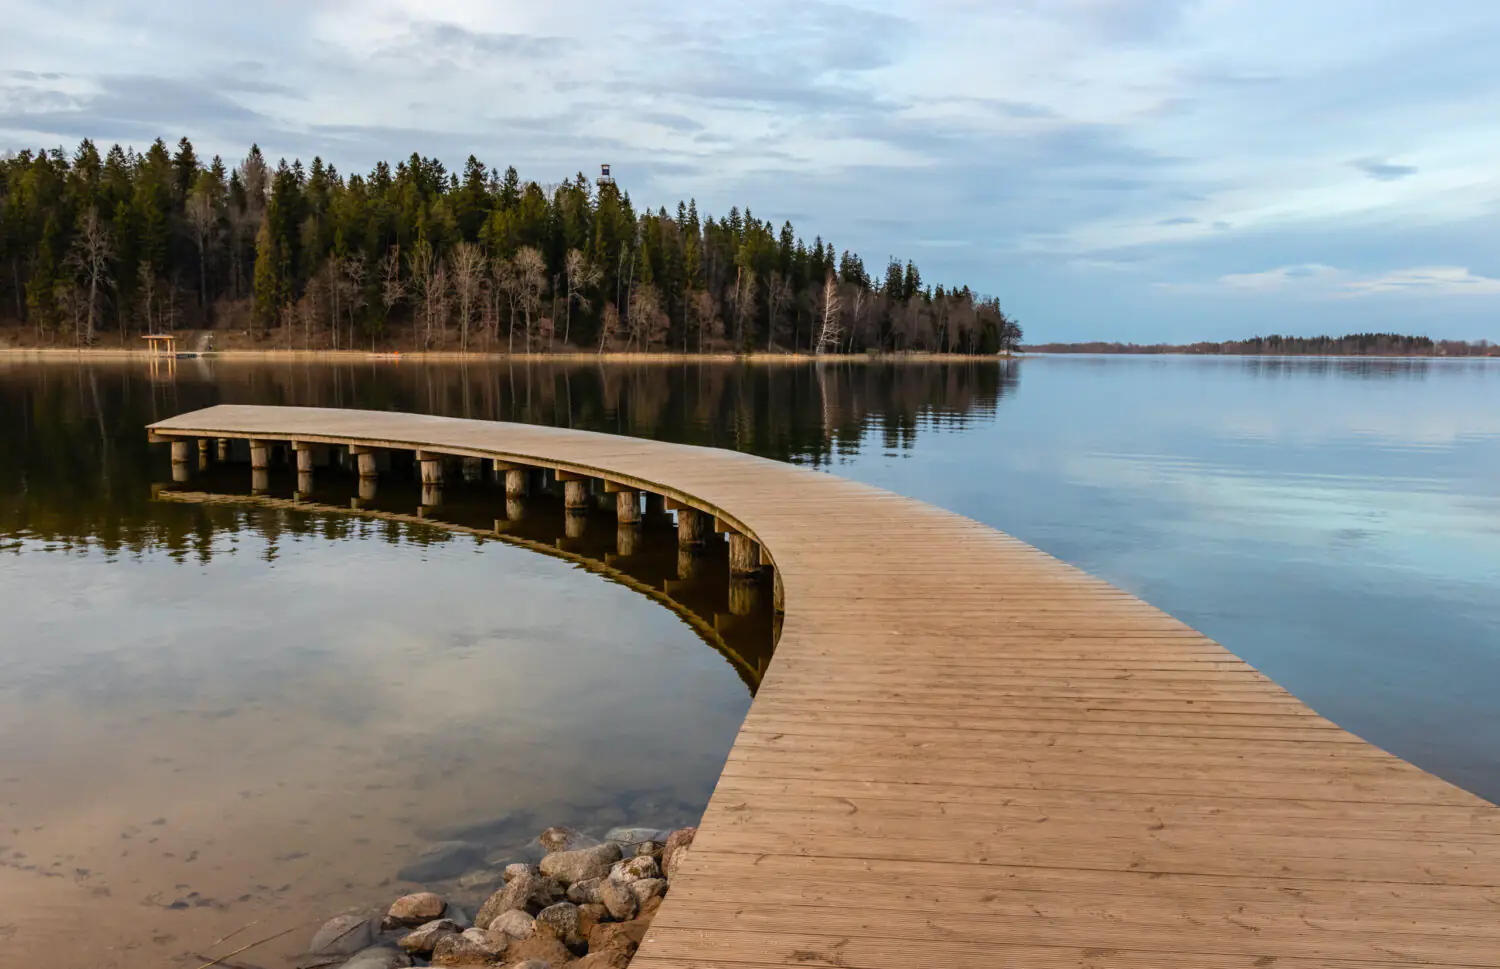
[1062,451,1500,585]
[0,514,750,811]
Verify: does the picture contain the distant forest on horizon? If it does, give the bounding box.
[0,136,1022,355]
[1024,333,1499,357]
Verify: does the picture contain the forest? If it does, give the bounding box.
[0,137,1021,355]
[1025,334,1498,356]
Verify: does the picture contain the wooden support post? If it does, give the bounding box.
[564,479,589,510]
[677,508,707,547]
[729,532,759,577]
[506,497,527,522]
[216,438,229,462]
[773,573,785,614]
[295,447,315,473]
[421,483,442,509]
[505,468,529,498]
[350,445,379,479]
[249,439,269,471]
[565,508,588,539]
[251,469,269,495]
[616,490,641,524]
[170,439,191,464]
[417,451,444,485]
[171,462,190,483]
[297,471,314,497]
[358,477,377,501]
[617,523,641,557]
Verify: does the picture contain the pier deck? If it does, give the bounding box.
[148,405,1500,969]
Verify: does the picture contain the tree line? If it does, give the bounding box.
[1025,334,1498,356]
[0,137,1022,355]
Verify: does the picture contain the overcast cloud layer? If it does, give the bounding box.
[3,0,1497,341]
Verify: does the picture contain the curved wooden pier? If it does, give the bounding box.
[149,405,1500,969]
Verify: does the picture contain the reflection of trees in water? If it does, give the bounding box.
[0,360,1019,551]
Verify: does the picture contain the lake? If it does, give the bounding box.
[1,354,1497,967]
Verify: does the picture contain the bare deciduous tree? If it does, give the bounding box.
[379,245,404,346]
[186,186,217,320]
[689,289,722,350]
[68,209,114,346]
[137,262,159,335]
[815,272,842,354]
[597,302,620,353]
[343,254,367,350]
[513,246,547,352]
[563,249,600,348]
[450,242,485,352]
[628,282,668,351]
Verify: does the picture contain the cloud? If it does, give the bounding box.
[1351,158,1418,182]
[1172,263,1500,298]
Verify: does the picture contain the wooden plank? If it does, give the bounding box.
[143,405,1500,969]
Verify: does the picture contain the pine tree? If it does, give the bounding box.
[252,214,280,337]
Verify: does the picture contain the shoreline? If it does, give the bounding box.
[0,346,1011,364]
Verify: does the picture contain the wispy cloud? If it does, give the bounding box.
[1166,264,1500,298]
[1351,158,1419,182]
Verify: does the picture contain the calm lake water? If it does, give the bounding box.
[1,355,1498,967]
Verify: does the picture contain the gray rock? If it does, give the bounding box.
[630,878,667,905]
[537,842,621,885]
[461,927,503,951]
[445,903,472,930]
[611,855,660,883]
[340,946,413,969]
[661,827,697,880]
[473,869,563,928]
[565,876,603,905]
[535,901,586,951]
[502,863,535,883]
[310,914,377,957]
[487,909,535,941]
[538,825,601,853]
[603,826,671,847]
[387,891,446,926]
[629,839,666,859]
[429,932,502,966]
[397,841,486,883]
[599,876,638,921]
[397,919,459,955]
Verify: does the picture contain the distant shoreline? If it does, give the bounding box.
[0,346,1009,364]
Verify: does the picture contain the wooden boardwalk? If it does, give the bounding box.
[149,405,1500,969]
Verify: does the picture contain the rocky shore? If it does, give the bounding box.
[298,824,696,969]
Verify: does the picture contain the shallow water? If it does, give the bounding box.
[1,355,1498,967]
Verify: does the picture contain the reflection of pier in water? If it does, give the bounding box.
[154,441,777,692]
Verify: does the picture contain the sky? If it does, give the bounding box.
[2,0,1498,343]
